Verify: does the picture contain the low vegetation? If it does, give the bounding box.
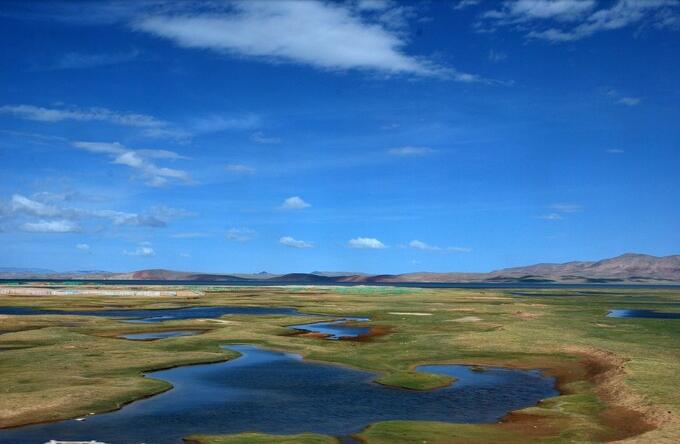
[0,285,678,442]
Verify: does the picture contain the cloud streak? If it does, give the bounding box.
[226,227,256,242]
[478,0,680,42]
[279,236,313,248]
[20,220,80,233]
[124,243,155,257]
[280,196,311,210]
[348,237,387,249]
[0,104,166,127]
[73,141,190,187]
[388,146,435,157]
[409,239,472,252]
[133,0,477,80]
[7,194,188,232]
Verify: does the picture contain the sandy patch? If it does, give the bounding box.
[449,316,482,322]
[199,319,236,324]
[512,311,540,320]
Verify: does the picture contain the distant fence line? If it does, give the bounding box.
[0,288,178,297]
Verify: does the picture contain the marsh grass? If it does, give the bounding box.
[0,286,679,442]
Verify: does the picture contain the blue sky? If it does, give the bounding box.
[1,0,679,274]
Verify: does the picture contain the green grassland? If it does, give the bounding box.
[0,285,679,443]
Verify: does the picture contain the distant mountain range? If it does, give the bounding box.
[1,253,679,284]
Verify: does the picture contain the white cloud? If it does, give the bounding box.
[409,239,440,251]
[539,203,582,221]
[226,227,256,242]
[479,0,679,42]
[76,243,91,252]
[6,193,188,230]
[251,131,281,144]
[279,236,314,248]
[408,239,471,252]
[73,141,190,187]
[0,104,166,127]
[348,237,387,249]
[225,163,255,173]
[280,196,311,210]
[538,213,564,221]
[356,0,393,12]
[616,96,642,106]
[11,194,60,217]
[133,0,464,78]
[606,89,643,107]
[454,0,482,11]
[607,148,625,154]
[388,146,435,157]
[485,0,596,23]
[0,104,190,141]
[20,220,80,233]
[124,244,155,257]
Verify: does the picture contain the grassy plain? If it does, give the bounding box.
[0,285,679,443]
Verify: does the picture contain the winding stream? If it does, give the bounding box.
[0,344,558,444]
[0,305,306,322]
[607,309,680,319]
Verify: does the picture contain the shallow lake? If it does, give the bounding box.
[607,309,680,319]
[0,305,305,322]
[0,344,558,444]
[119,330,204,340]
[290,317,371,339]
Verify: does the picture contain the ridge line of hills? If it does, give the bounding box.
[1,253,679,284]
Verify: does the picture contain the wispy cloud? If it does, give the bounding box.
[348,237,387,249]
[607,148,625,154]
[478,0,679,42]
[20,220,80,233]
[124,243,155,257]
[388,146,435,157]
[76,243,91,252]
[408,239,472,252]
[615,96,642,106]
[280,196,311,210]
[539,202,582,221]
[356,0,394,12]
[0,104,166,127]
[226,227,256,242]
[225,163,255,174]
[454,0,482,11]
[0,103,191,141]
[73,141,190,187]
[538,213,564,221]
[132,0,476,80]
[250,131,281,144]
[279,236,314,248]
[409,239,440,251]
[190,113,261,134]
[606,89,642,107]
[7,193,188,231]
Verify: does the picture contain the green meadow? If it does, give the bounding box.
[0,286,678,443]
